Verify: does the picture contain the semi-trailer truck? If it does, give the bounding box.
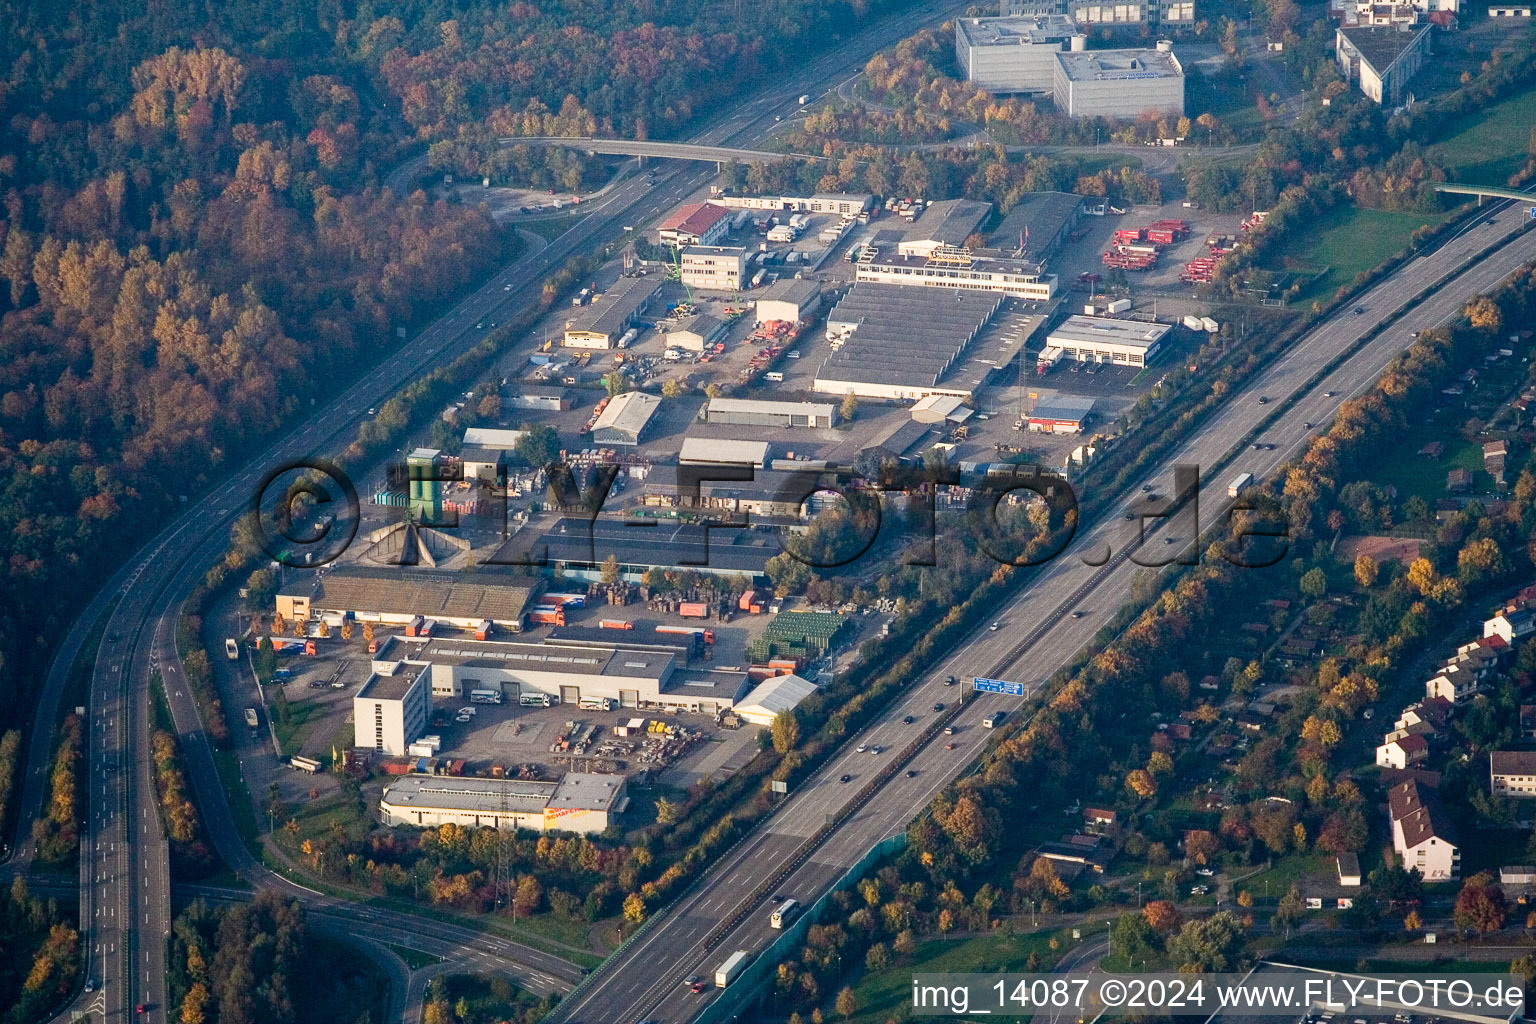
[1227,472,1253,497]
[716,949,751,987]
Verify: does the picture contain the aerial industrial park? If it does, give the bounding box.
[7,2,1536,1024]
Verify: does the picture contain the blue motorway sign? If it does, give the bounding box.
[972,677,1025,696]
[1529,206,1536,219]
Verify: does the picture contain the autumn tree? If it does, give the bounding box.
[1453,872,1508,934]
[771,709,801,754]
[1354,554,1378,587]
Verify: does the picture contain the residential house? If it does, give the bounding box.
[1490,750,1536,799]
[1424,635,1508,703]
[1447,468,1473,493]
[1388,779,1460,881]
[1484,440,1509,490]
[1376,732,1429,770]
[1485,603,1536,645]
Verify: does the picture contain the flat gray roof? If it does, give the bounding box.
[1056,48,1182,82]
[1048,315,1171,350]
[548,772,626,812]
[820,283,1001,388]
[707,397,835,418]
[1339,24,1429,74]
[1031,396,1097,420]
[359,665,423,701]
[990,191,1084,251]
[383,775,557,814]
[418,637,674,680]
[860,247,1046,278]
[957,15,1078,47]
[758,277,822,305]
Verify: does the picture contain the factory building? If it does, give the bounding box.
[505,385,573,412]
[456,447,507,484]
[704,398,837,429]
[680,437,772,467]
[354,660,431,756]
[563,277,661,349]
[854,246,1057,301]
[664,313,729,353]
[814,283,1002,401]
[898,199,994,257]
[379,773,628,834]
[591,391,662,446]
[1046,315,1170,366]
[1027,395,1097,434]
[989,192,1086,264]
[658,202,731,246]
[1335,24,1432,105]
[276,566,541,632]
[754,278,824,324]
[680,246,749,291]
[1051,47,1185,119]
[955,16,1082,94]
[530,517,777,583]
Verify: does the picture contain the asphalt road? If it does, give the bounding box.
[550,203,1536,1024]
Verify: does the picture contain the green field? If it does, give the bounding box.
[272,697,326,756]
[1271,205,1449,301]
[1427,84,1536,185]
[1369,430,1485,502]
[838,928,1079,1024]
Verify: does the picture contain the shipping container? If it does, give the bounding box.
[475,619,493,641]
[600,619,635,630]
[544,593,587,608]
[405,614,425,637]
[1107,298,1132,314]
[678,602,709,618]
[1201,317,1219,333]
[1183,315,1204,330]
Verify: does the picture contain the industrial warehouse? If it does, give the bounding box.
[1045,314,1171,366]
[379,772,629,833]
[563,277,661,349]
[954,15,1082,94]
[754,278,823,323]
[527,517,780,582]
[853,245,1058,301]
[591,390,662,445]
[703,397,837,428]
[1051,45,1185,119]
[813,283,1003,400]
[275,566,542,633]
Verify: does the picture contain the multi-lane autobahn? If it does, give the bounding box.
[10,5,980,1023]
[550,203,1536,1024]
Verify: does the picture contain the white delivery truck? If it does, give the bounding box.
[716,949,752,987]
[1227,472,1253,498]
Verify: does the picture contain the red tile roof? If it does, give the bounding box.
[659,202,727,237]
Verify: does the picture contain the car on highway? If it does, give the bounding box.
[839,774,851,783]
[870,745,882,754]
[1353,306,1365,314]
[905,769,917,778]
[933,702,945,711]
[944,675,957,686]
[84,979,95,993]
[1324,390,1336,397]
[989,621,1001,631]
[1124,512,1136,520]
[1303,421,1313,429]
[1258,395,1268,404]
[856,744,867,753]
[944,726,956,735]
[1071,610,1083,618]
[690,977,707,993]
[1141,484,1152,492]
[902,715,914,724]
[476,322,485,329]
[945,742,956,750]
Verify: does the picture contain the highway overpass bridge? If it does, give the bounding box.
[504,136,827,164]
[1435,182,1536,203]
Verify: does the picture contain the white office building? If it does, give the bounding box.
[1045,315,1170,366]
[354,660,431,756]
[854,247,1057,301]
[955,16,1082,94]
[1051,46,1185,119]
[680,246,749,291]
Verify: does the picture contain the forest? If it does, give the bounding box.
[0,0,917,785]
[168,893,387,1024]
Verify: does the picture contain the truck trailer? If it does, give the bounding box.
[716,949,752,987]
[1227,472,1253,498]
